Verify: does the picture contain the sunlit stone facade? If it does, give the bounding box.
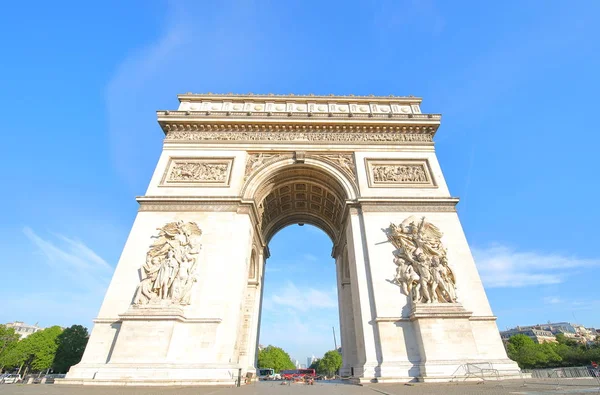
[63,93,520,385]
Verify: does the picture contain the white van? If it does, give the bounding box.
[1,374,22,384]
[258,368,281,380]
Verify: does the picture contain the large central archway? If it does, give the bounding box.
[243,158,360,375]
[247,159,354,244]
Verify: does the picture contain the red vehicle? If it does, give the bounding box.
[299,369,316,377]
[280,369,316,380]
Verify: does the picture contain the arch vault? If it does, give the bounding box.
[63,93,520,385]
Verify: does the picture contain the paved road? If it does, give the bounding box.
[0,379,598,395]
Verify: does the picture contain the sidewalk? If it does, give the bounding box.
[0,378,598,395]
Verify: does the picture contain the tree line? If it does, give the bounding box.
[0,324,89,375]
[507,333,600,369]
[308,350,342,377]
[257,345,342,377]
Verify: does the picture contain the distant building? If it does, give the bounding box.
[307,355,318,367]
[500,327,556,344]
[6,321,43,339]
[501,321,599,345]
[541,322,577,335]
[534,322,595,344]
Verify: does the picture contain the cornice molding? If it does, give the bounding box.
[177,92,423,104]
[469,316,498,322]
[158,111,439,121]
[374,317,410,322]
[137,197,244,212]
[157,112,440,132]
[159,120,438,131]
[357,197,459,212]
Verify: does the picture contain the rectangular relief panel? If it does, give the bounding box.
[161,157,234,187]
[365,158,436,188]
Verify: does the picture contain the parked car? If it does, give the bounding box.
[1,374,22,384]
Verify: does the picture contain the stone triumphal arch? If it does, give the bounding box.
[64,93,519,385]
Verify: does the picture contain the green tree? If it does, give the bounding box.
[52,325,89,373]
[257,345,295,373]
[556,333,578,347]
[2,326,63,373]
[539,342,562,367]
[506,334,555,369]
[0,325,20,370]
[315,350,342,377]
[507,332,600,369]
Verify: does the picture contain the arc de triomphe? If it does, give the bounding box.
[63,93,519,385]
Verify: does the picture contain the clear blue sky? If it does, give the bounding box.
[1,1,599,364]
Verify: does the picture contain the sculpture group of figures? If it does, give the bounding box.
[133,221,203,306]
[387,216,457,303]
[373,165,427,183]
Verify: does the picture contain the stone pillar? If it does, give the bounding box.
[64,210,256,385]
[356,206,522,383]
[345,208,379,382]
[336,245,358,377]
[335,251,349,376]
[253,251,267,369]
[235,247,263,379]
[243,250,264,376]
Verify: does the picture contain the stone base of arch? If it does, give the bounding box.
[59,365,240,386]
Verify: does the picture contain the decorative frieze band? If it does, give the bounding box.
[166,131,433,144]
[174,98,425,117]
[161,158,233,187]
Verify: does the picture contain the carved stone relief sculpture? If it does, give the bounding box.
[367,159,435,187]
[372,164,427,183]
[386,216,457,303]
[318,154,356,182]
[163,158,232,186]
[244,153,286,180]
[133,221,203,306]
[170,162,228,182]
